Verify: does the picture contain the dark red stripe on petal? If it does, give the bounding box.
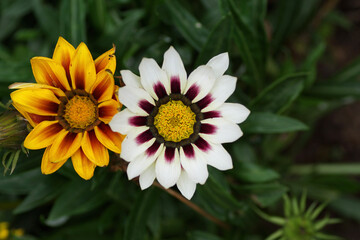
[129,116,147,126]
[170,76,181,93]
[200,123,217,134]
[138,100,154,114]
[153,82,167,99]
[136,129,153,144]
[146,141,160,156]
[203,111,221,119]
[197,94,213,110]
[185,85,199,101]
[194,137,211,152]
[183,144,195,158]
[165,147,175,163]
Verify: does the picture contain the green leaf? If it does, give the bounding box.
[0,168,45,195]
[14,175,65,214]
[160,0,209,51]
[33,0,59,42]
[59,0,87,46]
[0,0,33,41]
[240,183,288,207]
[330,55,360,83]
[307,82,360,98]
[123,188,159,240]
[47,179,108,222]
[195,16,231,66]
[232,161,279,183]
[241,112,308,134]
[251,72,307,113]
[329,196,360,222]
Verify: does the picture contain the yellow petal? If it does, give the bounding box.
[98,99,119,124]
[10,88,60,116]
[9,82,65,97]
[24,121,63,150]
[71,148,96,180]
[81,130,109,167]
[90,70,115,103]
[70,42,96,92]
[41,147,67,174]
[53,36,75,80]
[31,57,71,91]
[49,130,82,162]
[94,123,125,153]
[94,46,116,74]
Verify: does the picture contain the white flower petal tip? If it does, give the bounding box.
[200,118,243,144]
[120,70,141,88]
[218,103,250,124]
[109,109,133,135]
[139,164,156,190]
[155,148,181,189]
[177,171,197,200]
[162,46,187,93]
[206,52,229,78]
[180,146,209,184]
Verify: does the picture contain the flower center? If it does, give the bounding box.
[154,100,196,142]
[63,95,97,129]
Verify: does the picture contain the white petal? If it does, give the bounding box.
[120,70,141,88]
[139,58,170,100]
[120,127,155,162]
[162,46,187,93]
[179,145,208,184]
[109,109,136,135]
[203,142,233,170]
[127,143,164,180]
[206,52,229,79]
[200,118,243,144]
[184,65,216,103]
[176,170,197,200]
[155,148,181,189]
[217,103,250,124]
[118,85,155,116]
[139,163,156,190]
[202,75,237,112]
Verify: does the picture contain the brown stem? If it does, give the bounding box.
[152,181,231,230]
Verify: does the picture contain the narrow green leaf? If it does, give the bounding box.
[252,206,285,225]
[123,188,159,240]
[60,0,87,46]
[14,176,65,214]
[33,0,59,42]
[300,190,307,213]
[307,82,360,98]
[47,179,107,221]
[241,112,308,134]
[265,229,284,240]
[310,202,327,220]
[160,0,209,51]
[195,16,231,66]
[283,195,291,217]
[188,231,223,240]
[0,168,44,194]
[251,72,308,113]
[330,55,360,83]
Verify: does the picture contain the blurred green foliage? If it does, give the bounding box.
[1,0,360,239]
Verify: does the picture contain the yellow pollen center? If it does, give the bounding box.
[154,100,196,142]
[64,95,97,129]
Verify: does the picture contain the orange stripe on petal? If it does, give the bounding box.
[49,130,82,162]
[24,121,63,150]
[81,130,109,167]
[53,37,75,82]
[31,57,71,91]
[94,123,125,153]
[41,147,67,174]
[94,46,116,74]
[98,99,119,124]
[70,43,96,92]
[90,70,115,103]
[71,148,96,180]
[10,88,60,116]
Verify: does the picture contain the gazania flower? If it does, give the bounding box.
[109,47,250,199]
[10,37,124,180]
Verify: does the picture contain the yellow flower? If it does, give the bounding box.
[10,37,125,180]
[0,222,9,240]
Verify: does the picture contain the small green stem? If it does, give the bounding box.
[290,163,360,175]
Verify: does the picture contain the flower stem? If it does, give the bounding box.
[290,163,360,175]
[152,181,230,230]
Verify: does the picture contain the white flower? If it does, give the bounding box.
[109,47,250,199]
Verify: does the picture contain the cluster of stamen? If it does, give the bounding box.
[58,90,99,132]
[154,100,196,142]
[148,94,202,148]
